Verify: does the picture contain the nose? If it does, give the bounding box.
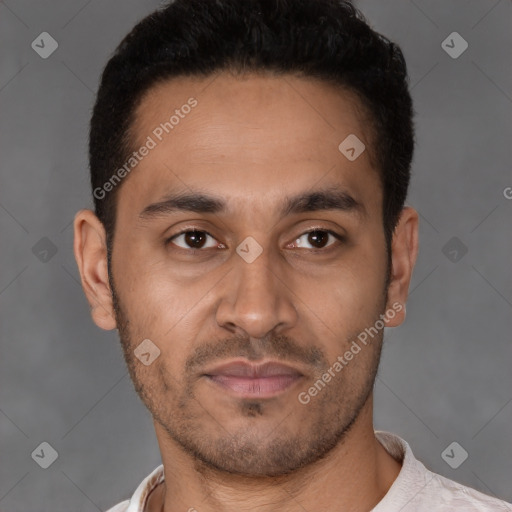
[215,247,298,339]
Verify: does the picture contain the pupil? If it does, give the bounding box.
[185,231,205,248]
[308,230,328,248]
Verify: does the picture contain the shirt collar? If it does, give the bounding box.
[123,463,165,512]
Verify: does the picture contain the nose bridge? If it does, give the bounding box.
[216,242,297,338]
[237,250,278,302]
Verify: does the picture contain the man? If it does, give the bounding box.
[73,0,511,510]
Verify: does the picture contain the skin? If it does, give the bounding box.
[74,71,419,512]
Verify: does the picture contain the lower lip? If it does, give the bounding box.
[205,374,303,399]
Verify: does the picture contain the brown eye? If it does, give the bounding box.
[307,230,330,248]
[293,229,342,250]
[169,230,219,250]
[186,231,207,248]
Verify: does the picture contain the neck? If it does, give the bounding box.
[149,397,401,512]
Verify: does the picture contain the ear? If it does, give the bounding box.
[384,206,419,327]
[73,209,117,330]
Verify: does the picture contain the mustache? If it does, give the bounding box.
[185,333,327,374]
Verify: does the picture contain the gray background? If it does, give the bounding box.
[0,0,511,510]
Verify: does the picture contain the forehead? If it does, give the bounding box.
[119,71,380,220]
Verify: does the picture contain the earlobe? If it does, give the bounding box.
[73,209,117,331]
[385,206,419,328]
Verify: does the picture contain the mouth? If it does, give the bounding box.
[203,360,305,399]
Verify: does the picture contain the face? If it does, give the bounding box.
[77,71,415,477]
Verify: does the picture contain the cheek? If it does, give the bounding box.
[114,235,178,311]
[113,247,220,368]
[307,248,385,320]
[293,243,387,365]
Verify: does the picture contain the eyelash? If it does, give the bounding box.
[166,229,222,251]
[166,228,345,252]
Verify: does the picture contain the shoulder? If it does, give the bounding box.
[374,431,511,511]
[420,471,512,511]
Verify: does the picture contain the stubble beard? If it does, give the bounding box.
[108,268,386,478]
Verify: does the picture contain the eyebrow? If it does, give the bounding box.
[281,188,364,218]
[139,187,365,220]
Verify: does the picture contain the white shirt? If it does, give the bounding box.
[105,431,512,512]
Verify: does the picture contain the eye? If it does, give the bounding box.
[168,230,223,250]
[291,229,343,250]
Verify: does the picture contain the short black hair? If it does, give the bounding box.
[89,0,414,256]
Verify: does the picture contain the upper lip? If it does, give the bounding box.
[203,360,304,378]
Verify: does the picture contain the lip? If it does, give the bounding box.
[203,360,304,399]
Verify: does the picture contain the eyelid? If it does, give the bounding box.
[289,228,344,249]
[167,228,222,250]
[165,226,346,251]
